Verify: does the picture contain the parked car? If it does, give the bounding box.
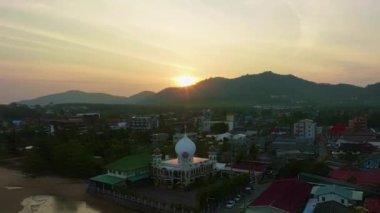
[234,194,241,202]
[226,200,235,208]
[245,186,253,191]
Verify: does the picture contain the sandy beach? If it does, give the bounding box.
[0,167,134,213]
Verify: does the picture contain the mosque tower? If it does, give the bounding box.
[152,147,162,167]
[208,145,217,165]
[175,133,196,169]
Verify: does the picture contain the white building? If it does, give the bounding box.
[294,119,316,140]
[129,116,159,130]
[311,185,363,207]
[152,134,217,188]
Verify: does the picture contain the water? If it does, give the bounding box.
[19,195,100,213]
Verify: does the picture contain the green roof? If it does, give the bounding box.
[105,153,152,172]
[90,174,124,185]
[127,173,150,182]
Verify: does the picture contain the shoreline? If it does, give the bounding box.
[0,167,134,213]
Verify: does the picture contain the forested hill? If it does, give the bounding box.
[17,72,380,106]
[142,71,380,106]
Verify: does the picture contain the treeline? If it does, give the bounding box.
[23,138,100,177]
[277,160,331,178]
[315,107,380,127]
[0,127,153,178]
[0,104,40,119]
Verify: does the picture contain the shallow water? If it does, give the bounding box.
[19,195,100,213]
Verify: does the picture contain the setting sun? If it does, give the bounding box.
[175,75,197,87]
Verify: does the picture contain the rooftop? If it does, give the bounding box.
[105,153,151,172]
[312,185,363,201]
[90,174,124,185]
[364,197,380,213]
[298,172,379,195]
[248,179,312,213]
[329,168,380,187]
[231,160,270,173]
[314,201,356,213]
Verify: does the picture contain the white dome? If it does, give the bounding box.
[175,135,196,156]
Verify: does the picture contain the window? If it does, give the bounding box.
[341,199,345,204]
[322,197,325,202]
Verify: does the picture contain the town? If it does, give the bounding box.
[1,103,380,213]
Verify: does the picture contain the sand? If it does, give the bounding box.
[0,167,133,213]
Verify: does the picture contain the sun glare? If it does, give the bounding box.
[175,75,197,87]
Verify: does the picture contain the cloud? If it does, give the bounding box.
[0,0,379,103]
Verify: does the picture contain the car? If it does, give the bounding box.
[234,195,241,202]
[226,200,235,208]
[245,186,252,191]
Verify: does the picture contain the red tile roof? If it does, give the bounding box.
[364,197,380,213]
[232,160,269,172]
[330,123,347,136]
[249,179,312,213]
[339,142,377,153]
[329,168,380,187]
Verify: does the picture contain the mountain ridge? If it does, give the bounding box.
[17,71,380,106]
[18,90,155,106]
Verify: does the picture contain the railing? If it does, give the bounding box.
[87,186,199,213]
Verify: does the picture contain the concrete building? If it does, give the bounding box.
[199,113,234,133]
[348,116,368,132]
[311,184,363,207]
[294,119,316,140]
[360,154,380,169]
[129,116,159,130]
[151,133,170,144]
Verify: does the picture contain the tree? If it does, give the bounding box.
[248,144,258,160]
[23,151,48,175]
[210,123,228,134]
[104,139,129,161]
[277,160,331,178]
[52,141,98,177]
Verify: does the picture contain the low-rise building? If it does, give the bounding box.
[151,133,170,144]
[313,200,356,213]
[361,154,380,169]
[312,184,363,207]
[89,154,151,191]
[329,168,380,187]
[364,197,380,213]
[348,116,368,132]
[129,116,159,130]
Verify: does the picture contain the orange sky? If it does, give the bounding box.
[0,0,379,103]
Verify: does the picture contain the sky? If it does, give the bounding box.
[0,0,379,103]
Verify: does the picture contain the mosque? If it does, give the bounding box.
[152,133,217,188]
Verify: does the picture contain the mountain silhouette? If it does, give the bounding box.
[18,71,380,106]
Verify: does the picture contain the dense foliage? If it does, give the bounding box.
[196,174,250,208]
[277,160,331,178]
